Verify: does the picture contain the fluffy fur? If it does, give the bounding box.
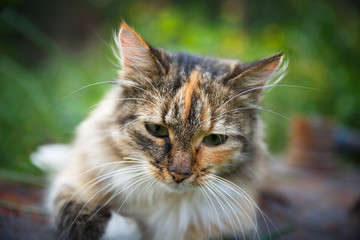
[48,22,286,240]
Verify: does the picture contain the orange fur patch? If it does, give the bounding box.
[197,146,235,167]
[200,104,207,122]
[183,69,201,122]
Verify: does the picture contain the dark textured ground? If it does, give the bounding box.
[0,184,53,240]
[259,161,360,240]
[0,160,359,240]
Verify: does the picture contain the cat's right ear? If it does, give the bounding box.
[117,22,164,75]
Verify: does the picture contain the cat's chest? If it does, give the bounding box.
[106,178,255,240]
[122,191,208,239]
[120,190,205,219]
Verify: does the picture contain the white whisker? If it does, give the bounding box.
[131,65,161,97]
[56,162,136,219]
[62,81,117,100]
[216,84,319,113]
[210,176,261,240]
[214,175,284,240]
[211,181,251,240]
[66,170,145,233]
[205,182,239,240]
[121,78,160,101]
[86,174,152,224]
[83,97,155,113]
[200,185,223,240]
[215,105,293,124]
[198,186,213,240]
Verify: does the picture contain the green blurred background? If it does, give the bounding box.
[0,0,359,176]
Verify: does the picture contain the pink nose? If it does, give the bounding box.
[170,171,190,183]
[169,151,192,183]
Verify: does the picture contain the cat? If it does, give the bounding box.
[48,22,286,240]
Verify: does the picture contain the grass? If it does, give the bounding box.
[0,9,115,174]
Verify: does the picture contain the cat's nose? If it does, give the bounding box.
[169,151,192,183]
[169,171,191,183]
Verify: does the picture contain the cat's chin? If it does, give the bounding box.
[161,181,195,193]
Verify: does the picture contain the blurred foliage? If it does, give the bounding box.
[0,0,359,174]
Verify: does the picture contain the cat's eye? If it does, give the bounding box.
[145,123,169,138]
[202,134,228,146]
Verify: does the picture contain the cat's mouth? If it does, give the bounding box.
[148,164,201,192]
[164,180,195,193]
[157,168,196,192]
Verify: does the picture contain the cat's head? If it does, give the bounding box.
[107,22,285,192]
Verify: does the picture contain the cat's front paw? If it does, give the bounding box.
[55,200,111,240]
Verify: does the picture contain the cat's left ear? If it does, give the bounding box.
[117,22,164,75]
[228,53,286,88]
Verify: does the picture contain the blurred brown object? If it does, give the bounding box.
[287,116,336,168]
[262,160,360,240]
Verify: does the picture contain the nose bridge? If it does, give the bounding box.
[168,150,192,183]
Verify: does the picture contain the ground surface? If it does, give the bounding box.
[0,160,359,240]
[259,161,360,240]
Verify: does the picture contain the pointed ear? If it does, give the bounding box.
[117,22,161,74]
[231,53,286,87]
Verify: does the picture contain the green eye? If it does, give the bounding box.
[145,123,169,138]
[202,134,228,146]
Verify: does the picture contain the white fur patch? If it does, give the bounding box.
[102,211,141,240]
[30,144,71,172]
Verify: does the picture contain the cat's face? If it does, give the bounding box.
[107,23,284,192]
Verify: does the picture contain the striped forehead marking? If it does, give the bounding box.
[182,69,202,123]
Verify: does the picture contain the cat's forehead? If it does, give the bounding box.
[165,51,240,83]
[157,54,241,137]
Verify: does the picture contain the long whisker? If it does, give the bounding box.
[64,158,145,185]
[210,176,261,240]
[136,177,156,204]
[212,176,262,229]
[214,175,284,240]
[65,169,145,233]
[198,186,213,240]
[116,175,153,213]
[83,97,155,113]
[84,170,152,228]
[200,185,223,240]
[62,81,117,100]
[121,78,160,101]
[205,182,239,240]
[86,173,152,225]
[214,105,293,124]
[56,162,130,216]
[216,84,319,113]
[131,65,161,97]
[63,171,126,235]
[58,164,144,224]
[210,181,253,240]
